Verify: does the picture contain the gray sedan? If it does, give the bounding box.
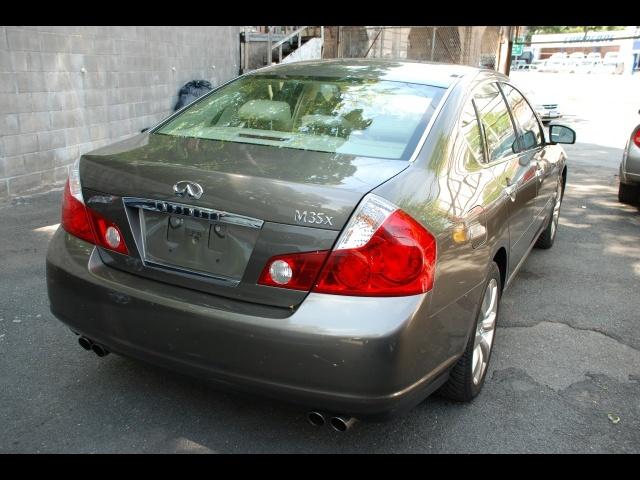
[46,59,576,431]
[619,121,640,204]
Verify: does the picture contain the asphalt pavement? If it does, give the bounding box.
[0,72,639,453]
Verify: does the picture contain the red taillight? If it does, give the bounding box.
[61,178,129,255]
[633,129,640,148]
[258,250,329,290]
[61,179,94,244]
[258,195,437,297]
[314,209,436,296]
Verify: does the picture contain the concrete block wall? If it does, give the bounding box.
[0,26,240,199]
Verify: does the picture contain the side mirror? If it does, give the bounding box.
[549,125,576,145]
[141,127,150,133]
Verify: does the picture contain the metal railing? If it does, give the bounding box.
[241,26,325,72]
[267,26,324,65]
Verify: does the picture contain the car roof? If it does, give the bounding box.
[250,58,492,89]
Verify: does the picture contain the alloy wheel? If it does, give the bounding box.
[550,181,563,240]
[472,278,498,385]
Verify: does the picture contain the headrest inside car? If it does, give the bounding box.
[238,100,292,131]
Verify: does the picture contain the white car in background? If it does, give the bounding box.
[601,53,624,74]
[574,59,603,74]
[523,89,562,123]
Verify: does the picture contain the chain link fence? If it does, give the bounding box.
[324,26,507,71]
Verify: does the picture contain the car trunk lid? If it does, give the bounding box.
[79,133,409,308]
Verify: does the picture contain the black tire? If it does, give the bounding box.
[618,182,639,205]
[535,179,563,249]
[438,262,501,402]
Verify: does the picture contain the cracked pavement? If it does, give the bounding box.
[0,72,639,453]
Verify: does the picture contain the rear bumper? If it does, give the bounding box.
[46,229,457,417]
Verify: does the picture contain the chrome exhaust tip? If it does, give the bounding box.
[307,411,326,427]
[78,336,92,351]
[329,416,357,432]
[91,343,109,357]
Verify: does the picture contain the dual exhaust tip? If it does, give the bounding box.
[307,411,357,432]
[78,336,109,357]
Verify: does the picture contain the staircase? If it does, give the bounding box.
[240,26,325,74]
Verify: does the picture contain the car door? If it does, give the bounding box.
[473,82,538,275]
[500,83,555,222]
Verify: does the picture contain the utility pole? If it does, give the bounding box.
[498,26,515,75]
[267,26,272,66]
[505,26,516,75]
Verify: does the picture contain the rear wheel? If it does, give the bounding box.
[535,179,563,249]
[618,182,639,205]
[438,262,501,402]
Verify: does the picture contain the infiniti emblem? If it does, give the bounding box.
[173,180,203,200]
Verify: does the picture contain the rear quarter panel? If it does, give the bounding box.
[372,76,510,376]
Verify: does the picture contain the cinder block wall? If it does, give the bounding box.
[0,26,240,199]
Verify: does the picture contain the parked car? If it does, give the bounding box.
[513,59,527,70]
[574,59,603,74]
[544,59,565,73]
[524,89,563,123]
[566,53,586,73]
[46,59,576,428]
[515,63,537,71]
[602,52,625,74]
[619,120,640,204]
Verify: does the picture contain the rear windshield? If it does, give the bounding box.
[155,75,446,160]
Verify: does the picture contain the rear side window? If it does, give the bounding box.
[155,75,446,161]
[473,83,518,162]
[501,83,543,151]
[459,99,486,169]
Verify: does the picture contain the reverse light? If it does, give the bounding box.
[60,159,129,255]
[105,226,121,249]
[269,260,293,285]
[87,209,129,255]
[258,251,329,290]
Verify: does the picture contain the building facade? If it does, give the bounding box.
[528,27,639,73]
[0,26,240,199]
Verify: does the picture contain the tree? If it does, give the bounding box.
[527,26,626,36]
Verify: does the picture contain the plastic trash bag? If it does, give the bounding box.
[174,80,213,111]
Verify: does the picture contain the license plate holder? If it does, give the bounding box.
[124,198,263,282]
